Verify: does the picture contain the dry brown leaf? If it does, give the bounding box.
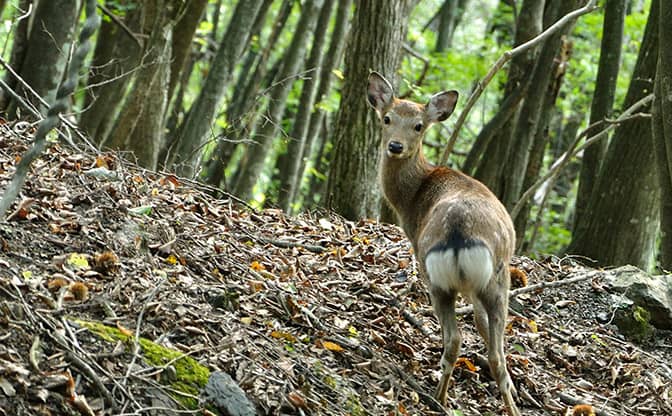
[287,390,308,408]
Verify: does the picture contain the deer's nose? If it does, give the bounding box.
[388,141,403,154]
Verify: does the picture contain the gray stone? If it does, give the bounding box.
[202,371,256,416]
[605,265,672,330]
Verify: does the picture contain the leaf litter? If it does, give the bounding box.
[0,121,671,415]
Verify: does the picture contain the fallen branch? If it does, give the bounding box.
[439,0,598,165]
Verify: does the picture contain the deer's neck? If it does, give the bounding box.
[380,151,433,239]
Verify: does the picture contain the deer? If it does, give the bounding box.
[367,72,521,416]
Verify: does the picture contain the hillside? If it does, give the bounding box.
[0,121,671,416]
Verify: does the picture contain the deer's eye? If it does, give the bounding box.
[383,115,390,125]
[414,123,423,132]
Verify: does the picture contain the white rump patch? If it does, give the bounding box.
[425,245,494,294]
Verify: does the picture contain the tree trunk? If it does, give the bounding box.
[573,0,627,235]
[79,1,143,144]
[233,0,326,202]
[201,0,291,189]
[653,0,672,270]
[170,0,265,178]
[435,0,469,52]
[105,0,176,169]
[276,0,336,212]
[472,0,545,195]
[516,37,573,250]
[292,0,352,212]
[503,0,578,212]
[8,0,80,116]
[325,0,414,220]
[167,0,207,104]
[0,0,31,112]
[568,0,660,270]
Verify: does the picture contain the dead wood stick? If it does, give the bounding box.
[440,0,598,165]
[66,351,118,411]
[388,363,450,414]
[557,392,609,416]
[122,276,167,386]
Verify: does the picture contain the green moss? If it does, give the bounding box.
[73,319,210,409]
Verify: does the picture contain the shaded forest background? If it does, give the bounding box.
[0,0,670,273]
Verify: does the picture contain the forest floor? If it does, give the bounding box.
[0,121,671,416]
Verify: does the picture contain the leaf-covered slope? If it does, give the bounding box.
[0,122,671,415]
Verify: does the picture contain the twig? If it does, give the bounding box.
[387,363,450,414]
[510,94,654,220]
[96,4,143,47]
[66,351,118,411]
[439,0,598,165]
[399,43,430,99]
[241,234,327,253]
[122,276,167,387]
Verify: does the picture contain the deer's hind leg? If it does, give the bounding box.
[476,268,521,416]
[429,285,461,406]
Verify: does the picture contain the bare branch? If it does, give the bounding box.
[439,0,598,165]
[510,93,654,220]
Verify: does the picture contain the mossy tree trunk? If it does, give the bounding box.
[105,0,176,169]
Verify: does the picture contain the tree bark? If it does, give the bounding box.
[653,0,672,270]
[79,1,143,144]
[325,0,414,220]
[568,0,660,270]
[515,37,573,249]
[435,0,469,52]
[105,0,175,169]
[293,0,352,212]
[573,0,627,235]
[503,0,578,212]
[276,0,336,212]
[8,0,80,116]
[169,0,265,178]
[233,0,326,202]
[0,0,31,112]
[167,0,207,104]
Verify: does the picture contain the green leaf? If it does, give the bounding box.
[129,205,153,215]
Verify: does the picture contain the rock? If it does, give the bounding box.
[604,265,672,330]
[201,371,256,416]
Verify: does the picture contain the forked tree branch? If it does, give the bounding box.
[510,93,654,220]
[439,0,598,165]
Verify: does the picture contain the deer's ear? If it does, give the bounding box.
[367,72,394,115]
[426,90,458,123]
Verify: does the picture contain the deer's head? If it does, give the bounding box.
[367,72,458,160]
